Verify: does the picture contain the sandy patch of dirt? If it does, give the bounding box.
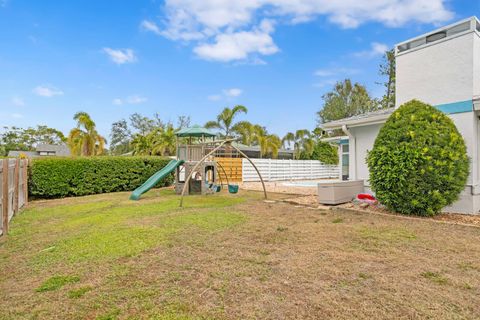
[240,181,317,195]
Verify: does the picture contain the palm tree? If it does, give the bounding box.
[232,121,256,145]
[68,112,106,156]
[282,132,295,149]
[282,129,315,159]
[205,105,247,138]
[131,134,152,156]
[150,124,176,156]
[253,126,282,158]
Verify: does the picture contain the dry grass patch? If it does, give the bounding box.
[0,189,479,319]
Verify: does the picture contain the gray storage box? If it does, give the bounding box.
[317,180,364,205]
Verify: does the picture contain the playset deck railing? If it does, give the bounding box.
[177,144,242,161]
[177,145,206,161]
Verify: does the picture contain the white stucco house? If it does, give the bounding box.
[322,16,480,214]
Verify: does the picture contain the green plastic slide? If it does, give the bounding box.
[129,159,184,200]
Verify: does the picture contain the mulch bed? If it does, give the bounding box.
[281,195,480,227]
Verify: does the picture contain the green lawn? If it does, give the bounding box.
[0,189,255,320]
[1,188,480,319]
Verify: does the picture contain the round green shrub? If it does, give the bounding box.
[367,100,469,216]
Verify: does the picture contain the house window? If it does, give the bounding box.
[426,31,447,43]
[39,151,56,156]
[341,144,349,181]
[447,21,471,36]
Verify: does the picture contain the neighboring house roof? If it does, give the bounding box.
[321,108,395,130]
[176,125,216,138]
[36,144,71,156]
[7,144,71,158]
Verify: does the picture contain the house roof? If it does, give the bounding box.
[175,125,217,138]
[36,144,68,152]
[321,108,395,130]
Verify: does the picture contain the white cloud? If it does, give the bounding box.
[33,85,64,97]
[314,67,360,77]
[112,98,123,105]
[11,113,23,119]
[193,20,278,62]
[103,48,137,64]
[11,96,25,106]
[223,88,243,97]
[146,0,453,62]
[313,79,337,88]
[208,94,222,101]
[127,95,148,104]
[354,42,389,58]
[140,20,162,35]
[208,88,243,101]
[113,95,148,105]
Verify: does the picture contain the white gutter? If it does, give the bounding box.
[342,125,356,181]
[322,113,392,130]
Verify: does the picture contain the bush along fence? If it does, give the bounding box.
[29,157,174,199]
[1,159,28,236]
[242,159,339,182]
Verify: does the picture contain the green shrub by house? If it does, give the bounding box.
[299,141,339,165]
[29,156,173,198]
[367,100,469,216]
[312,141,339,165]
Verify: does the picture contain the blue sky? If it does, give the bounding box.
[0,1,479,140]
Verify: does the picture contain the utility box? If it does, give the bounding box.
[317,180,364,205]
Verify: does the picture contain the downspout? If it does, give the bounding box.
[341,125,356,181]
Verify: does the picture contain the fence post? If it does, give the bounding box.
[13,159,20,214]
[2,159,9,235]
[23,159,28,206]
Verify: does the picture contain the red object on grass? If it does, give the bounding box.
[357,193,376,201]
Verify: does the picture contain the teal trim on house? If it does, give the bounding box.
[339,139,349,145]
[436,100,473,114]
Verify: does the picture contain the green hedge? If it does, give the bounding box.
[367,100,469,216]
[29,156,174,198]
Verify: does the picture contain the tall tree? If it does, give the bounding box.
[130,134,151,156]
[282,129,315,159]
[149,124,176,156]
[282,132,295,149]
[0,125,66,156]
[68,112,106,156]
[205,105,247,138]
[317,79,376,124]
[378,48,396,109]
[177,115,191,130]
[232,121,257,145]
[129,113,156,136]
[253,126,282,159]
[109,119,132,155]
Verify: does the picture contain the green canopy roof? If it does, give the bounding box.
[175,125,217,138]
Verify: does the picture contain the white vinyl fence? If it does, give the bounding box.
[242,159,339,182]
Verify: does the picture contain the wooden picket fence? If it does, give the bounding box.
[0,159,28,237]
